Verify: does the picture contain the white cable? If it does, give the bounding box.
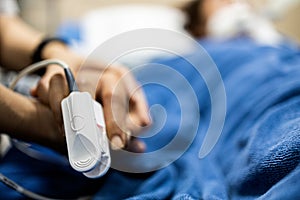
[0,172,65,200]
[9,59,68,90]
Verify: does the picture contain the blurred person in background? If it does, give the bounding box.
[183,0,284,46]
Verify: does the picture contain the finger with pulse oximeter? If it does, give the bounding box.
[10,59,111,178]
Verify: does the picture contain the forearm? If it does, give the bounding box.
[0,84,36,138]
[0,84,64,150]
[0,15,82,73]
[0,15,44,70]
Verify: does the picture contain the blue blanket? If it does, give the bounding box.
[1,37,300,199]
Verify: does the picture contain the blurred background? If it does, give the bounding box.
[17,0,300,43]
[18,0,187,34]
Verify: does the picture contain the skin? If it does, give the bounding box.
[187,0,233,37]
[201,0,233,21]
[0,14,150,154]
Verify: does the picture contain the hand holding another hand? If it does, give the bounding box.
[31,59,151,153]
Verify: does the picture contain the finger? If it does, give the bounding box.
[121,70,151,126]
[129,87,151,126]
[48,73,69,124]
[30,86,37,97]
[96,72,129,150]
[115,69,151,151]
[32,77,50,105]
[124,80,151,136]
[126,137,146,153]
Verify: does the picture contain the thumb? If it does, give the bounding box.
[31,77,51,105]
[48,73,69,124]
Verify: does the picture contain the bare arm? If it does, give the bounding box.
[0,15,44,70]
[0,84,65,152]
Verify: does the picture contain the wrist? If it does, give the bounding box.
[41,40,68,58]
[45,42,83,71]
[32,38,67,63]
[32,38,83,76]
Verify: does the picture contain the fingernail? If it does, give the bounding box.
[111,136,124,150]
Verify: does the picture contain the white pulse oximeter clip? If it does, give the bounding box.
[9,59,111,179]
[61,92,111,178]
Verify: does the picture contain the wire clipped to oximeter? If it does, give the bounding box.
[9,59,111,178]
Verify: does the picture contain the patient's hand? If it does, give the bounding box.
[92,65,151,152]
[32,62,150,153]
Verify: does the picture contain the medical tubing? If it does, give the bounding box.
[9,59,78,93]
[0,173,63,200]
[64,67,79,92]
